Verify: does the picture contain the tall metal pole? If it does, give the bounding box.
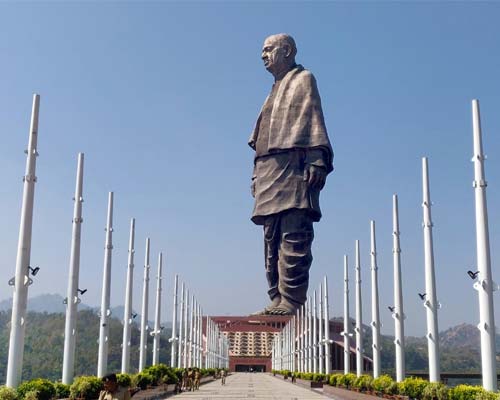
[188,295,195,367]
[312,290,318,373]
[198,305,203,368]
[206,317,210,368]
[292,315,296,372]
[152,252,163,365]
[170,274,179,367]
[6,94,41,388]
[471,100,497,391]
[370,221,381,378]
[177,282,185,367]
[392,195,405,382]
[192,301,198,367]
[422,157,440,382]
[297,306,302,372]
[62,153,85,384]
[183,291,189,368]
[355,240,364,376]
[323,276,331,374]
[121,218,135,374]
[139,238,151,372]
[97,192,114,377]
[307,297,313,372]
[343,255,351,374]
[318,284,324,374]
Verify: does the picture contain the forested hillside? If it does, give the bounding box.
[0,310,171,384]
[0,310,497,384]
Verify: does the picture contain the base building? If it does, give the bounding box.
[208,315,372,373]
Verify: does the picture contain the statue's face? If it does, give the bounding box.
[261,36,288,74]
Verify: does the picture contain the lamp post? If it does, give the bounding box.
[355,240,364,376]
[170,275,179,367]
[62,153,85,384]
[139,238,151,372]
[97,192,114,377]
[422,157,440,382]
[6,94,41,388]
[152,253,163,365]
[121,218,135,374]
[471,100,497,391]
[370,221,381,378]
[392,195,405,382]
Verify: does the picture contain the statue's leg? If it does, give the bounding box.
[251,215,281,315]
[264,214,281,302]
[270,209,313,315]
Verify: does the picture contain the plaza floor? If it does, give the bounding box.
[168,373,330,399]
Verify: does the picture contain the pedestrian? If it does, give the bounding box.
[98,374,131,400]
[221,369,227,386]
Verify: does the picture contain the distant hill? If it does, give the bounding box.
[0,294,172,329]
[0,309,172,384]
[0,293,92,314]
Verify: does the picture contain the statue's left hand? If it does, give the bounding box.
[304,164,327,190]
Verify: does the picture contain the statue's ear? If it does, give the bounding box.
[284,44,293,58]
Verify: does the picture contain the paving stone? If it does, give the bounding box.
[168,373,330,399]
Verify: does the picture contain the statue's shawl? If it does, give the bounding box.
[249,65,334,173]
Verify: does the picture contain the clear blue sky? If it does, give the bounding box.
[1,2,499,336]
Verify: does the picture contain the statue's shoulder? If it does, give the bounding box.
[292,65,316,84]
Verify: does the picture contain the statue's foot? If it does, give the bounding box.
[268,306,294,315]
[250,296,281,316]
[268,298,297,315]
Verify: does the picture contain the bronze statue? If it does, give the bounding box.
[249,34,333,315]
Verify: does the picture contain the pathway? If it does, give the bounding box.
[168,372,330,399]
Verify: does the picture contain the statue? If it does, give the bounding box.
[249,34,333,315]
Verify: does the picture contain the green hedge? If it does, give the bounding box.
[422,382,449,400]
[53,383,71,399]
[132,372,155,390]
[69,376,103,400]
[398,376,429,399]
[450,385,488,400]
[353,374,373,391]
[0,386,18,400]
[17,379,55,400]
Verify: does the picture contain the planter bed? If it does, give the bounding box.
[323,385,383,400]
[270,374,323,389]
[295,377,323,389]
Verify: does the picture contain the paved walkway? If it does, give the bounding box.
[168,373,330,399]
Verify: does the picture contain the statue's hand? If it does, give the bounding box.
[304,164,326,190]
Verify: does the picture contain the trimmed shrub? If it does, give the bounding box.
[398,377,429,400]
[337,373,357,389]
[69,376,103,400]
[0,386,18,400]
[299,372,313,381]
[422,383,449,400]
[475,390,500,400]
[161,370,179,385]
[54,382,71,399]
[312,373,327,383]
[328,373,343,387]
[353,375,373,392]
[17,379,55,400]
[372,375,394,395]
[142,364,170,385]
[450,385,487,400]
[132,372,155,390]
[21,392,37,400]
[116,374,132,388]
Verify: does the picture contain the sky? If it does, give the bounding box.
[1,1,500,337]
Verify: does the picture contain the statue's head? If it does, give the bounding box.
[261,33,297,78]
